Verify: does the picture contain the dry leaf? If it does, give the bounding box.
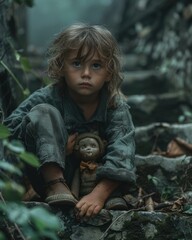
[145,196,154,211]
[22,184,40,201]
[166,137,192,157]
[170,197,187,212]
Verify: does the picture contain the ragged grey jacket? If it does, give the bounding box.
[4,83,136,184]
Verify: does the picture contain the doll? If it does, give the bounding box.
[71,133,106,198]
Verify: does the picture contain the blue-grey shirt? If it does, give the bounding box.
[4,84,136,184]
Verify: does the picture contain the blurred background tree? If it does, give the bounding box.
[1,0,192,124]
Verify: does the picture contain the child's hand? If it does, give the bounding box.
[75,192,105,220]
[75,179,119,220]
[66,133,78,155]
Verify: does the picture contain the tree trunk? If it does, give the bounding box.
[0,1,27,118]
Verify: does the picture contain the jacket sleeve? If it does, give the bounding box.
[3,88,50,139]
[96,101,136,183]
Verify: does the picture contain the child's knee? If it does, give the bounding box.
[30,103,59,115]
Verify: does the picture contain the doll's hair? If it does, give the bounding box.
[74,133,106,158]
[47,23,124,105]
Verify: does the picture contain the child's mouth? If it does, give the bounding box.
[79,82,92,87]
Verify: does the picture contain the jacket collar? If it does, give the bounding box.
[62,86,108,123]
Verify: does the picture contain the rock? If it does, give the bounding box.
[122,70,170,95]
[70,226,103,240]
[135,154,191,172]
[135,122,192,155]
[45,208,192,240]
[121,54,148,71]
[127,91,188,125]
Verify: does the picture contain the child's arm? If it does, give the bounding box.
[66,133,78,155]
[75,178,119,219]
[97,101,136,184]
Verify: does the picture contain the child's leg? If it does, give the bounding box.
[42,162,77,205]
[22,103,77,205]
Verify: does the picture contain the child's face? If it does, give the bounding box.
[64,50,109,100]
[78,137,100,160]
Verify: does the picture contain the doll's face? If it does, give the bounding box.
[78,137,100,160]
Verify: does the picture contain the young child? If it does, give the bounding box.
[4,23,136,219]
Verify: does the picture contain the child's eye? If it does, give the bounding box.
[72,60,81,68]
[92,63,102,70]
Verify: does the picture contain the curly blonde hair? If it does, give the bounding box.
[47,23,124,105]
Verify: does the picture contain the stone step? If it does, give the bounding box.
[121,70,171,95]
[135,122,192,155]
[121,53,148,71]
[127,91,191,125]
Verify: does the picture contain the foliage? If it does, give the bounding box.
[0,45,51,104]
[0,124,60,240]
[160,186,176,202]
[183,205,192,215]
[147,174,176,201]
[178,110,192,123]
[0,125,10,139]
[0,203,60,240]
[147,174,160,187]
[0,57,30,100]
[0,1,61,237]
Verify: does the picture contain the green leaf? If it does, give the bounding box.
[147,175,159,186]
[183,205,192,214]
[3,139,25,153]
[9,204,30,224]
[23,88,30,97]
[43,77,52,85]
[1,203,30,225]
[19,152,40,167]
[0,232,5,240]
[0,181,25,201]
[0,124,10,139]
[178,115,185,123]
[20,56,31,72]
[0,161,22,176]
[15,51,21,61]
[30,207,60,231]
[185,111,192,117]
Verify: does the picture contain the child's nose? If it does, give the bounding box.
[81,65,91,78]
